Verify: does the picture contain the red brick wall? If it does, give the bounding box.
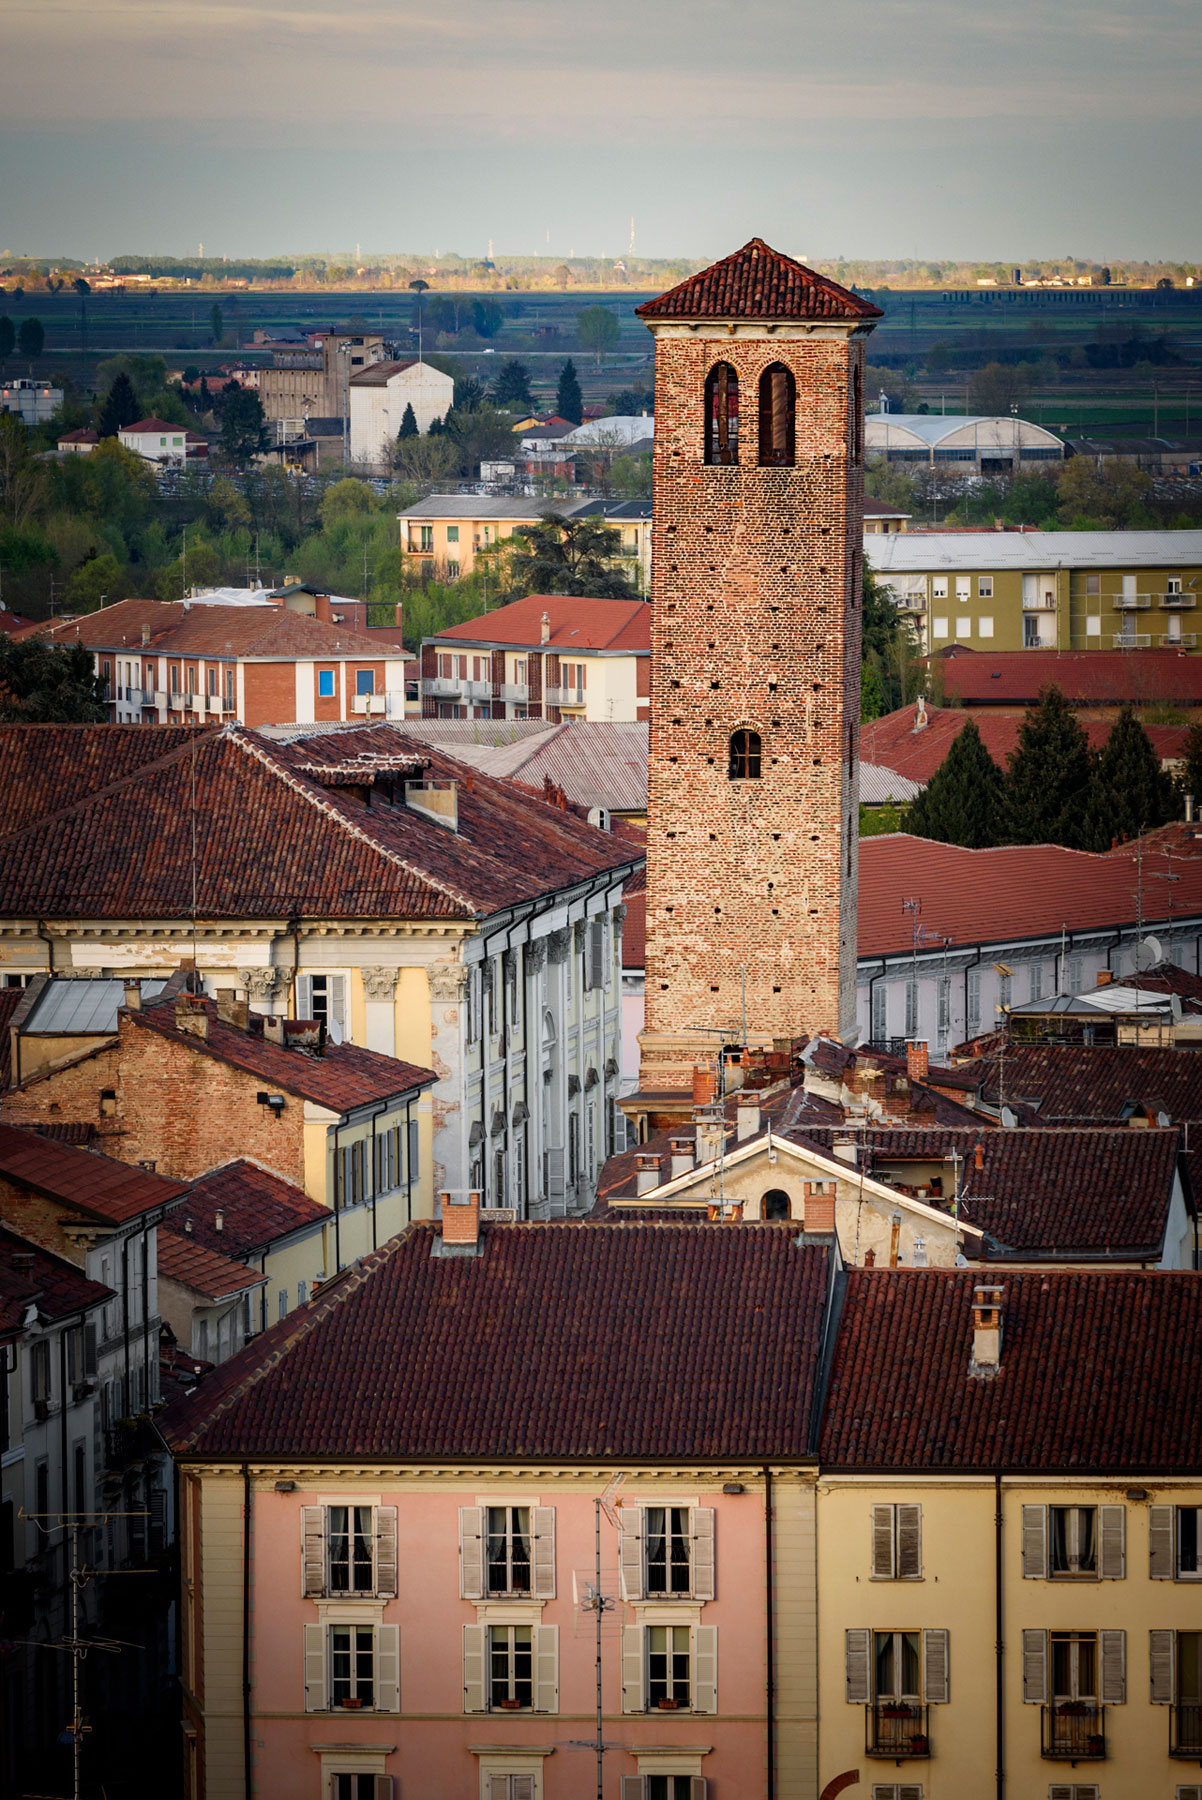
[242,662,300,729]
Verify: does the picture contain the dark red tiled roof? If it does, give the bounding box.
[860,701,1188,786]
[0,724,210,836]
[162,1223,831,1460]
[819,1268,1202,1471]
[0,1122,189,1223]
[434,594,650,653]
[0,1223,113,1326]
[939,646,1202,708]
[176,1160,327,1257]
[636,239,882,323]
[961,1043,1202,1125]
[157,1229,265,1301]
[46,599,409,663]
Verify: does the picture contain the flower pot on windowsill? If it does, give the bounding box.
[882,1705,912,1719]
[1086,1735,1104,1755]
[498,1698,523,1711]
[1059,1702,1089,1717]
[340,1698,365,1710]
[909,1735,929,1755]
[656,1699,680,1711]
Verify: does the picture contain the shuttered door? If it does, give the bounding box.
[1100,1629,1126,1704]
[1021,1628,1047,1703]
[301,1506,326,1598]
[1149,1505,1175,1578]
[1149,1629,1175,1703]
[459,1506,484,1599]
[845,1628,871,1704]
[619,1513,644,1601]
[1099,1505,1126,1579]
[871,1505,895,1579]
[693,1626,717,1713]
[532,1507,556,1598]
[691,1508,715,1601]
[621,1626,644,1713]
[923,1628,949,1704]
[303,1622,326,1711]
[376,1624,400,1712]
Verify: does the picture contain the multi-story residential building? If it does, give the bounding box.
[398,497,559,581]
[0,723,641,1216]
[568,499,653,594]
[1,377,63,425]
[348,360,453,472]
[421,594,650,723]
[868,529,1202,653]
[257,331,388,425]
[864,411,1065,473]
[117,416,209,465]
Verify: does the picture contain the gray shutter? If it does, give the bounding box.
[1048,1789,1074,1800]
[898,1789,924,1800]
[463,1624,487,1713]
[1100,1628,1126,1703]
[511,1781,534,1800]
[330,975,347,1043]
[298,975,313,1020]
[620,1782,646,1800]
[303,1621,326,1711]
[459,1505,484,1599]
[845,1627,872,1704]
[923,1628,949,1704]
[375,1505,398,1598]
[488,1779,509,1800]
[373,1779,394,1800]
[1176,1788,1202,1800]
[897,1505,922,1579]
[84,1324,98,1376]
[376,1623,400,1712]
[301,1505,326,1598]
[1073,1789,1100,1800]
[690,1782,707,1800]
[534,1623,558,1713]
[1021,1628,1047,1702]
[871,1504,896,1579]
[1099,1504,1126,1579]
[1021,1504,1047,1579]
[1149,1505,1175,1578]
[532,1506,556,1599]
[621,1625,644,1713]
[691,1507,715,1601]
[1149,1628,1175,1702]
[693,1625,717,1714]
[619,1511,644,1602]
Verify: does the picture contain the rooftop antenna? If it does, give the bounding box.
[566,1473,625,1799]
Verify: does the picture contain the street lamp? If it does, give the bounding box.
[409,279,429,362]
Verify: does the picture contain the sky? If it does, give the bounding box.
[1,0,1199,264]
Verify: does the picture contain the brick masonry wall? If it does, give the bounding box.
[640,329,868,1090]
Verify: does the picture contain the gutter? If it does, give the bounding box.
[764,1464,775,1800]
[995,1469,1005,1800]
[242,1461,253,1800]
[37,920,56,975]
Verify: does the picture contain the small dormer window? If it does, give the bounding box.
[704,362,739,465]
[758,364,796,467]
[729,728,761,779]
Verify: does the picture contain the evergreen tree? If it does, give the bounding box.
[210,302,224,346]
[97,371,140,438]
[0,316,14,359]
[511,513,637,598]
[1080,704,1176,849]
[490,358,534,410]
[218,386,269,465]
[0,638,107,723]
[1004,684,1096,847]
[398,401,418,439]
[17,317,44,359]
[1177,721,1202,815]
[556,358,583,425]
[905,718,1005,847]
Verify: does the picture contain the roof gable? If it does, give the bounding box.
[636,238,882,323]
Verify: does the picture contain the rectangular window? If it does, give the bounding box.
[647,1624,691,1708]
[1169,574,1183,595]
[646,1507,692,1595]
[967,968,981,1036]
[1086,614,1101,637]
[207,666,218,695]
[420,526,433,552]
[871,983,888,1044]
[1150,1505,1202,1579]
[1086,573,1100,595]
[871,1504,923,1580]
[955,576,970,601]
[31,1339,51,1403]
[904,978,919,1039]
[978,576,994,598]
[446,525,460,544]
[932,617,949,640]
[329,1505,374,1593]
[931,578,948,600]
[299,974,346,1043]
[318,669,336,698]
[1066,954,1083,995]
[488,1624,533,1709]
[331,1624,375,1707]
[1051,1506,1097,1576]
[333,1777,381,1800]
[170,664,179,693]
[978,615,994,638]
[487,1506,531,1595]
[356,669,375,696]
[186,666,196,694]
[875,1629,922,1700]
[647,1780,694,1800]
[937,976,951,1051]
[1029,961,1045,1001]
[447,561,460,579]
[955,617,972,639]
[1051,1631,1098,1701]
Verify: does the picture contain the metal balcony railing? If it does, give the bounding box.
[866,1701,930,1759]
[1041,1702,1106,1759]
[426,676,464,697]
[1160,633,1197,648]
[1112,633,1151,648]
[1170,1701,1202,1758]
[1115,593,1152,609]
[140,688,157,706]
[1159,593,1196,608]
[499,682,529,702]
[546,686,586,707]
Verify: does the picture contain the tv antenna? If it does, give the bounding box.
[566,1473,626,1800]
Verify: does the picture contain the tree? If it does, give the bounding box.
[0,317,13,359]
[966,360,1031,415]
[862,563,919,714]
[576,306,619,366]
[490,359,534,410]
[453,377,486,414]
[1080,705,1176,848]
[1005,684,1097,847]
[471,297,504,339]
[17,318,44,360]
[0,412,49,527]
[205,475,251,532]
[0,637,107,723]
[865,363,918,413]
[318,478,377,529]
[210,302,224,346]
[1177,722,1202,814]
[393,433,460,484]
[64,550,123,612]
[218,387,269,465]
[905,719,1005,847]
[510,513,637,598]
[398,402,418,440]
[1057,457,1153,529]
[556,359,583,425]
[97,371,140,439]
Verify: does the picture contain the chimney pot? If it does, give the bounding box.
[1186,794,1195,824]
[262,1015,284,1045]
[123,978,142,1012]
[736,1095,761,1140]
[970,1283,1005,1375]
[540,611,551,644]
[974,1140,984,1171]
[669,1135,695,1180]
[214,1209,224,1232]
[441,1188,480,1248]
[635,1152,661,1194]
[1096,969,1113,987]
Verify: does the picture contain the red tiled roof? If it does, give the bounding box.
[123,417,185,434]
[0,1122,189,1224]
[162,1223,831,1460]
[858,835,1202,957]
[939,646,1202,708]
[0,724,210,836]
[860,701,1188,785]
[45,599,408,662]
[177,1160,327,1257]
[0,608,36,637]
[157,1228,265,1301]
[819,1267,1202,1471]
[433,594,650,654]
[57,428,99,445]
[636,239,882,323]
[0,1223,113,1325]
[960,1043,1202,1125]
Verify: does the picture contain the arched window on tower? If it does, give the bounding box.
[728,728,762,780]
[758,363,796,467]
[704,362,739,465]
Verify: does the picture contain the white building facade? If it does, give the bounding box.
[349,360,454,472]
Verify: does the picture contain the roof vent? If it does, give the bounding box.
[969,1283,1005,1378]
[540,611,551,644]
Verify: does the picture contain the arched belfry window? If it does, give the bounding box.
[729,728,762,780]
[704,362,739,465]
[758,363,796,467]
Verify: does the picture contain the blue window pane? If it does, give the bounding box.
[356,670,375,696]
[318,670,335,697]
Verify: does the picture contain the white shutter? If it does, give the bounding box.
[1021,1505,1047,1579]
[691,1507,715,1601]
[845,1628,872,1704]
[871,1505,896,1579]
[303,1622,326,1711]
[1099,1505,1126,1579]
[459,1506,484,1600]
[376,1623,400,1712]
[1021,1628,1047,1702]
[373,1779,394,1800]
[532,1507,556,1599]
[301,1506,326,1598]
[1100,1628,1125,1704]
[693,1624,717,1714]
[510,1780,535,1800]
[620,1781,646,1800]
[897,1505,922,1579]
[619,1511,644,1601]
[690,1781,707,1800]
[330,975,347,1043]
[1150,1628,1176,1702]
[534,1623,559,1714]
[1149,1505,1175,1578]
[298,975,313,1019]
[375,1506,398,1598]
[463,1624,487,1713]
[923,1627,949,1704]
[487,1779,509,1800]
[621,1625,644,1714]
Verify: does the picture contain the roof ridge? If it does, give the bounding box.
[0,726,219,847]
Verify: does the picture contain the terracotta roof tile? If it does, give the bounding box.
[0,1122,188,1223]
[0,724,210,836]
[939,646,1202,707]
[46,599,407,662]
[860,700,1188,785]
[636,239,882,323]
[157,1229,265,1301]
[433,594,650,653]
[177,1160,327,1256]
[0,1223,113,1325]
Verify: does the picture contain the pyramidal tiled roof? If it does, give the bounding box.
[636,238,882,323]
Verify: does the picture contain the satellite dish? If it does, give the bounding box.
[1134,936,1163,970]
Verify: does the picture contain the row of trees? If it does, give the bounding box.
[0,317,45,359]
[866,453,1197,532]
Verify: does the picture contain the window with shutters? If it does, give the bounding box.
[758,364,796,467]
[872,1789,924,1800]
[299,973,347,1043]
[460,1505,555,1601]
[1152,1629,1202,1756]
[966,968,981,1036]
[464,1622,558,1714]
[301,1505,398,1601]
[329,1506,374,1593]
[1047,1789,1100,1800]
[486,1778,537,1800]
[622,1624,716,1715]
[331,1776,393,1800]
[704,363,739,466]
[1024,1628,1121,1759]
[620,1506,714,1603]
[332,1625,376,1706]
[489,1624,533,1708]
[487,1507,532,1595]
[1150,1504,1202,1579]
[847,1628,944,1759]
[587,918,605,990]
[648,1625,692,1707]
[1022,1504,1125,1580]
[1051,1506,1097,1576]
[304,1621,400,1713]
[871,1504,923,1580]
[647,1508,692,1595]
[872,982,888,1044]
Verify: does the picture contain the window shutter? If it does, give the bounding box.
[84,1323,98,1376]
[303,1621,326,1711]
[1150,1628,1175,1702]
[621,1625,644,1714]
[534,1623,559,1714]
[690,1781,707,1800]
[871,1505,896,1579]
[298,976,313,1020]
[619,1511,644,1601]
[693,1625,718,1714]
[1048,1789,1075,1800]
[1100,1628,1125,1703]
[1073,1789,1100,1800]
[376,1623,400,1712]
[1099,1504,1126,1579]
[923,1627,949,1704]
[330,976,347,1043]
[459,1506,485,1600]
[511,1781,535,1800]
[301,1505,326,1598]
[463,1624,487,1713]
[488,1779,509,1800]
[691,1507,715,1601]
[620,1781,646,1800]
[1021,1628,1047,1703]
[1149,1505,1175,1578]
[375,1506,398,1598]
[1176,1787,1202,1800]
[532,1507,556,1599]
[898,1789,924,1800]
[1021,1504,1047,1579]
[588,919,604,990]
[845,1628,872,1704]
[897,1505,922,1579]
[373,1779,394,1800]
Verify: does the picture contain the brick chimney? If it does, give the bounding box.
[540,611,551,644]
[736,1094,761,1140]
[635,1153,661,1194]
[906,1040,929,1083]
[123,979,142,1012]
[441,1189,480,1248]
[262,1016,284,1045]
[970,1284,1005,1377]
[216,989,249,1030]
[669,1136,695,1180]
[174,995,209,1040]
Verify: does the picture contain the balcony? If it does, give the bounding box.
[1161,633,1197,648]
[499,682,529,703]
[1170,1701,1202,1758]
[1112,633,1151,649]
[206,694,225,714]
[1159,592,1196,608]
[866,1701,930,1759]
[546,685,586,708]
[140,688,158,706]
[351,691,402,716]
[426,676,464,698]
[1115,593,1152,610]
[1041,1702,1106,1760]
[1023,598,1058,612]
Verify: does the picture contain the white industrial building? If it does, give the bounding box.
[865,412,1064,473]
[1,377,63,425]
[348,359,454,473]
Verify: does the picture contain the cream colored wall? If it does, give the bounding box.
[582,655,642,722]
[773,1469,819,1800]
[194,1471,246,1798]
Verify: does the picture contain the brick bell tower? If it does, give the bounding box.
[634,238,881,1104]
